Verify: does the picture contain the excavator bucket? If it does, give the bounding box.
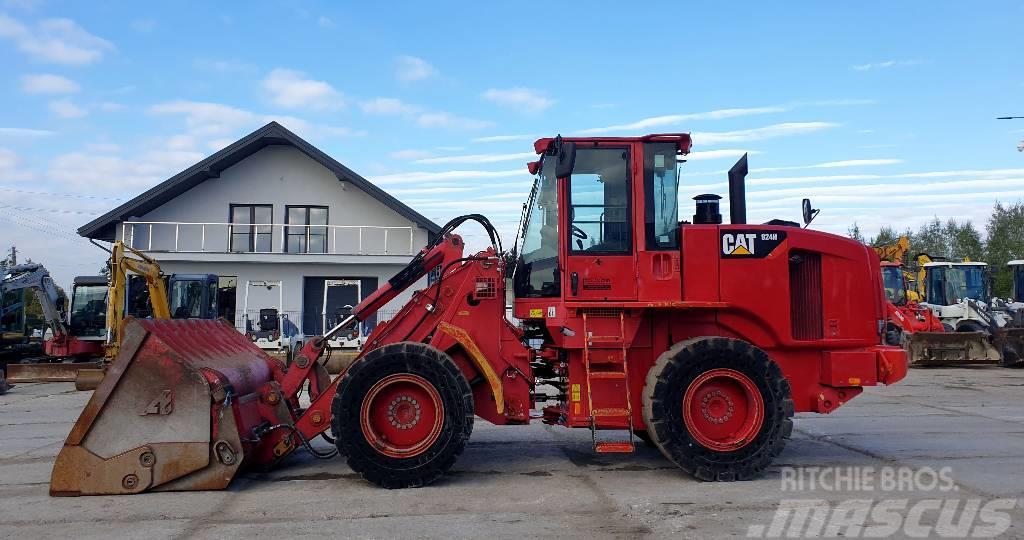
[50,318,281,496]
[906,331,1002,366]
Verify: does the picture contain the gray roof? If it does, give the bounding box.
[79,121,441,240]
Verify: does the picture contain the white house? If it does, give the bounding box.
[78,121,440,348]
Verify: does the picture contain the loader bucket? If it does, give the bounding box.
[50,318,280,496]
[995,327,1024,368]
[906,331,1002,366]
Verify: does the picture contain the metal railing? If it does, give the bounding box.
[121,221,416,256]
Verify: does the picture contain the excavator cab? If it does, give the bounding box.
[923,262,989,306]
[168,274,219,320]
[67,277,108,341]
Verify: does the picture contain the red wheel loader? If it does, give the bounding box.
[50,134,907,495]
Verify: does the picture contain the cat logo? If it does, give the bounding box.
[720,230,787,259]
[722,233,757,256]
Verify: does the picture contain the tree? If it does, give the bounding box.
[911,217,948,258]
[869,226,901,248]
[945,220,984,262]
[847,222,865,242]
[985,201,1024,298]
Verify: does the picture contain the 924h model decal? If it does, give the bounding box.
[720,230,787,259]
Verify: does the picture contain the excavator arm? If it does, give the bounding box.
[1,263,68,339]
[104,241,170,359]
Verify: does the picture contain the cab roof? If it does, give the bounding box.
[1009,260,1024,266]
[923,261,988,267]
[533,133,693,154]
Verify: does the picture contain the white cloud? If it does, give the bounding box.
[130,18,156,33]
[148,100,365,149]
[686,149,760,161]
[852,60,926,71]
[262,68,344,110]
[0,14,114,65]
[360,97,421,115]
[0,127,53,137]
[370,169,523,186]
[0,147,34,182]
[48,149,204,191]
[416,112,492,130]
[20,73,79,94]
[578,106,786,135]
[84,142,120,153]
[48,99,87,118]
[317,16,334,28]
[414,152,536,165]
[694,122,837,145]
[387,186,476,196]
[97,101,125,111]
[193,58,257,74]
[472,134,536,143]
[395,55,437,82]
[481,87,553,113]
[389,149,433,160]
[148,100,255,136]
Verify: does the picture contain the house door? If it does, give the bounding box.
[323,279,361,347]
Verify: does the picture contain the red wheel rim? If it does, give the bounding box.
[360,374,444,458]
[682,368,764,452]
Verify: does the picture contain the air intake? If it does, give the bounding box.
[693,194,722,225]
[789,251,823,340]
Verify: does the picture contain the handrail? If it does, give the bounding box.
[120,221,415,256]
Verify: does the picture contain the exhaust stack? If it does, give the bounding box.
[728,153,748,225]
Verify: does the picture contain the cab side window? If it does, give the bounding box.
[567,148,631,253]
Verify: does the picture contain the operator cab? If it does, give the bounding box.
[880,262,908,305]
[1009,261,1024,303]
[168,274,219,319]
[922,261,989,306]
[67,276,108,340]
[513,135,691,303]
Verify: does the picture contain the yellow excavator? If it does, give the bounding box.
[72,241,172,389]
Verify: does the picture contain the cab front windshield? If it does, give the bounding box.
[170,280,206,318]
[926,265,988,305]
[513,157,559,298]
[881,266,907,305]
[1013,265,1024,302]
[69,284,107,337]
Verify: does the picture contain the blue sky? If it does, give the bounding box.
[1,1,1023,287]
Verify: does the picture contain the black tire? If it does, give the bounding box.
[331,342,473,489]
[634,430,656,448]
[642,337,793,481]
[884,322,903,346]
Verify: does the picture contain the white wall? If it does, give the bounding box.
[117,145,430,253]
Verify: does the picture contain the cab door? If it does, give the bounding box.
[563,146,637,301]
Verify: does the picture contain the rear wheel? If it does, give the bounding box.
[956,320,986,333]
[642,337,793,481]
[331,342,473,488]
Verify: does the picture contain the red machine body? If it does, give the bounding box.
[52,133,908,495]
[880,261,944,340]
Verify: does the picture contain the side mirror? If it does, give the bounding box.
[802,198,820,227]
[527,160,541,175]
[555,142,576,178]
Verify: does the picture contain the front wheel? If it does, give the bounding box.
[331,342,473,489]
[642,337,793,481]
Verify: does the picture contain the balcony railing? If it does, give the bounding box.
[121,221,416,256]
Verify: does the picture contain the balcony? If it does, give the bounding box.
[121,221,416,256]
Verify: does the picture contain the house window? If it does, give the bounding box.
[230,205,273,252]
[286,206,329,254]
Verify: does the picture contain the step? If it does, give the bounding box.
[590,407,631,417]
[588,371,626,380]
[595,441,635,453]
